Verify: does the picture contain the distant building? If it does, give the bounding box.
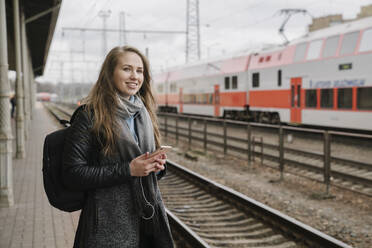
[308,14,343,32]
[356,4,372,19]
[308,4,372,32]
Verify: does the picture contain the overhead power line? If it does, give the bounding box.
[62,27,186,35]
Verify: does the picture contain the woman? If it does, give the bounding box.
[62,46,174,247]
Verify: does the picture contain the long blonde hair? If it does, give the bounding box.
[83,46,161,155]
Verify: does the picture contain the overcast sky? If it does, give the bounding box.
[39,0,372,84]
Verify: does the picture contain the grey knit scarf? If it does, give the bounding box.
[115,94,161,233]
[116,94,144,120]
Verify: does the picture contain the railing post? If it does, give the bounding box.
[203,119,207,152]
[323,131,331,195]
[260,137,263,165]
[279,126,284,180]
[247,124,251,165]
[188,117,191,149]
[252,136,256,161]
[223,120,227,155]
[175,115,179,145]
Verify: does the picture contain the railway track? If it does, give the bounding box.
[44,102,71,122]
[44,102,352,248]
[157,113,372,197]
[159,161,350,248]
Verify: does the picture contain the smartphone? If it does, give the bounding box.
[149,145,172,158]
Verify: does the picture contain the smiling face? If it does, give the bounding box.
[113,51,144,99]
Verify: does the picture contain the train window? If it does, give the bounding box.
[277,70,282,87]
[232,76,238,89]
[293,43,307,62]
[337,88,352,109]
[322,35,339,58]
[170,83,177,93]
[157,85,163,93]
[357,87,372,110]
[252,73,259,88]
[225,77,230,89]
[320,89,333,108]
[306,39,323,60]
[203,94,209,104]
[305,89,317,108]
[208,93,213,104]
[340,31,359,55]
[196,94,206,104]
[184,94,195,104]
[359,28,372,52]
[182,94,188,103]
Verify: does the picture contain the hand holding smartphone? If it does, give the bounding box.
[148,145,172,159]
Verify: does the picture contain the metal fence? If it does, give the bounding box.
[158,112,372,195]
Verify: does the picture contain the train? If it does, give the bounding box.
[36,92,58,102]
[154,16,372,131]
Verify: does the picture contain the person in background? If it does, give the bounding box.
[10,93,16,118]
[62,46,174,248]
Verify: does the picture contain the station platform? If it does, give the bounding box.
[0,102,79,248]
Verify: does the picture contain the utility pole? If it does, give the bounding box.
[98,10,111,56]
[119,11,127,45]
[62,10,190,70]
[186,0,201,63]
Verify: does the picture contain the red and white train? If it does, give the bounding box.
[154,16,372,131]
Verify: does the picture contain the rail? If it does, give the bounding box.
[161,160,352,248]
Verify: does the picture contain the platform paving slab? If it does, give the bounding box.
[0,102,79,248]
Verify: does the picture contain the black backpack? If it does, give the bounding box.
[42,105,86,212]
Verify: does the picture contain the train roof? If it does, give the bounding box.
[290,16,372,45]
[154,15,372,82]
[153,54,251,82]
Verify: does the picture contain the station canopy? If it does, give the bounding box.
[5,0,61,76]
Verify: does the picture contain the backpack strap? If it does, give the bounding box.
[70,104,86,124]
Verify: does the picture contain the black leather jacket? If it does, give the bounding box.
[62,108,173,248]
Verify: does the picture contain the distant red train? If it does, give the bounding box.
[36,92,51,101]
[154,16,372,131]
[37,92,58,102]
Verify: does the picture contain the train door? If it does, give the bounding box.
[290,77,302,123]
[214,85,220,116]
